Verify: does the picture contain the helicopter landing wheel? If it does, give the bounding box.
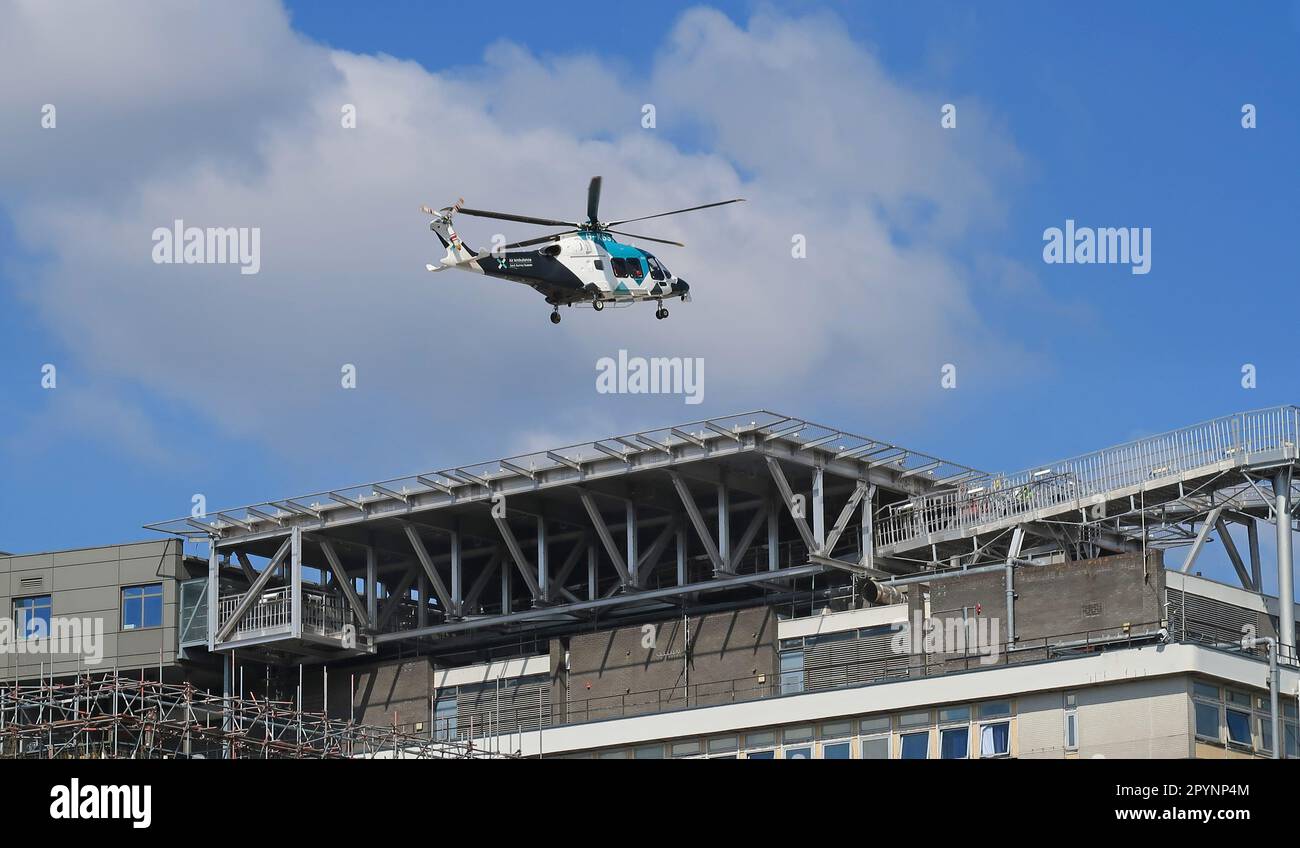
[593,300,605,312]
[550,310,561,324]
[655,307,669,320]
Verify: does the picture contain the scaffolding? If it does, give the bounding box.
[0,673,511,759]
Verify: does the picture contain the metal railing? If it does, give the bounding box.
[876,406,1300,550]
[216,586,351,641]
[454,620,1174,738]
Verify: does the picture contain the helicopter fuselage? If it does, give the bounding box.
[459,231,689,307]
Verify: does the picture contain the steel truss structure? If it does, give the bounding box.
[0,673,509,759]
[146,411,978,660]
[145,406,1300,663]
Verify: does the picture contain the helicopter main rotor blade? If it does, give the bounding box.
[587,176,602,225]
[606,197,745,227]
[502,231,578,250]
[458,207,579,228]
[605,229,685,247]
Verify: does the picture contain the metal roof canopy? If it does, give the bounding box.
[145,410,980,545]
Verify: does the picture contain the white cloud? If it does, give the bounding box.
[0,2,1040,481]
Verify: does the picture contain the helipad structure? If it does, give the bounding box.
[4,406,1298,759]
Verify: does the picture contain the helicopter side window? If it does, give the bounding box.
[625,258,645,279]
[611,258,627,277]
[646,255,666,281]
[594,259,604,270]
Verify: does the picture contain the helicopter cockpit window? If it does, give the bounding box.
[646,255,666,281]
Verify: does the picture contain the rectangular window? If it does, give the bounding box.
[1194,701,1221,741]
[670,740,702,758]
[1192,681,1220,700]
[977,700,1011,719]
[611,257,627,277]
[745,731,776,750]
[1064,691,1078,750]
[122,583,164,630]
[783,726,813,745]
[14,595,52,639]
[822,741,851,759]
[861,736,890,760]
[980,721,1010,758]
[900,731,929,760]
[746,750,775,759]
[1259,716,1273,753]
[1286,723,1298,758]
[433,694,457,742]
[860,716,890,735]
[634,744,664,759]
[821,720,852,739]
[1225,708,1252,746]
[625,258,644,279]
[708,736,738,756]
[779,649,804,695]
[784,746,812,760]
[939,706,971,724]
[898,710,930,729]
[940,727,969,759]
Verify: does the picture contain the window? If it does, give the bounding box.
[597,749,628,759]
[779,649,804,694]
[1193,681,1220,700]
[624,258,644,279]
[821,720,852,739]
[611,257,628,277]
[978,701,1011,720]
[433,694,457,742]
[783,726,813,759]
[980,721,1010,757]
[940,727,969,759]
[670,740,702,758]
[898,710,930,729]
[822,741,852,759]
[646,255,666,281]
[900,731,930,759]
[861,736,890,759]
[745,731,776,750]
[122,583,163,630]
[939,706,971,723]
[1064,692,1078,750]
[708,736,738,757]
[634,744,664,759]
[14,595,51,639]
[1194,702,1221,741]
[594,259,604,270]
[747,750,775,759]
[1225,708,1252,746]
[860,716,890,735]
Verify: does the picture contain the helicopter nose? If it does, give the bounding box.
[672,278,689,294]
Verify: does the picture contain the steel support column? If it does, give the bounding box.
[290,526,302,639]
[1274,470,1295,663]
[365,545,378,628]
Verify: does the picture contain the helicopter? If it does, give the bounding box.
[422,176,743,324]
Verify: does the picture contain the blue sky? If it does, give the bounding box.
[1,1,1298,589]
